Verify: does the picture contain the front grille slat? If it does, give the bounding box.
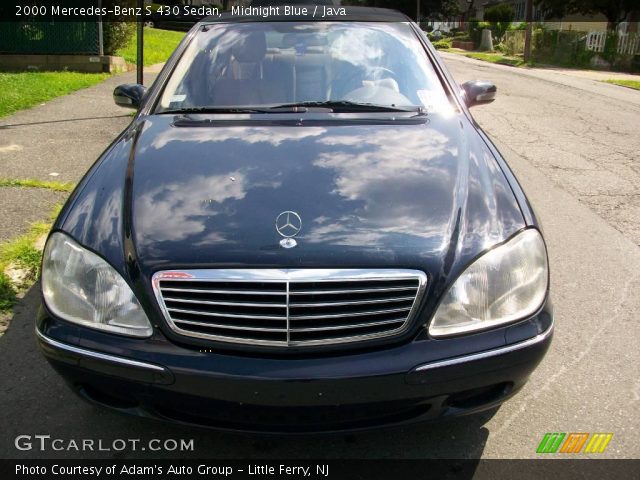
[164,297,288,308]
[289,296,416,308]
[289,286,417,295]
[162,287,287,296]
[173,319,288,333]
[290,318,406,333]
[154,269,426,348]
[289,306,413,321]
[167,307,287,321]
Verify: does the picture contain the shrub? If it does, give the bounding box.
[504,30,526,55]
[0,273,16,312]
[103,0,136,55]
[432,39,452,50]
[103,22,136,55]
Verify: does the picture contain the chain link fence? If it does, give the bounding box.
[0,22,100,55]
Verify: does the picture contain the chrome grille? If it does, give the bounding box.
[152,269,427,347]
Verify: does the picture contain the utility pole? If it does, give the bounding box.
[523,0,533,62]
[416,0,421,23]
[97,0,104,56]
[136,0,143,85]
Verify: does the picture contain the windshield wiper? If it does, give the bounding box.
[158,107,274,114]
[264,101,426,114]
[159,102,427,115]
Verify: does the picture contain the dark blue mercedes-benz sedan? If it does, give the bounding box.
[36,7,552,433]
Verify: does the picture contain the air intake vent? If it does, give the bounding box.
[153,269,427,347]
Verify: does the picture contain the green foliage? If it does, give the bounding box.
[116,28,185,66]
[468,21,491,48]
[530,27,635,70]
[0,178,75,192]
[535,0,637,25]
[484,4,515,42]
[510,22,529,31]
[465,52,526,67]
[604,79,640,90]
[0,273,16,313]
[0,207,60,312]
[432,39,452,50]
[504,30,526,55]
[530,27,600,68]
[1,240,41,281]
[102,0,136,55]
[484,3,515,22]
[104,22,136,56]
[0,72,110,118]
[342,0,460,19]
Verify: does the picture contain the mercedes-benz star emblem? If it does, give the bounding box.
[276,211,302,249]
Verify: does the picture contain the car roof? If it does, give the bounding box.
[201,7,411,24]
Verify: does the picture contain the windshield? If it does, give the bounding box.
[157,22,452,113]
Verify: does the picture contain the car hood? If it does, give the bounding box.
[61,113,524,282]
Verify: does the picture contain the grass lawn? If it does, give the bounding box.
[604,79,640,90]
[0,71,110,118]
[465,52,526,67]
[0,178,75,192]
[0,206,60,313]
[116,27,185,66]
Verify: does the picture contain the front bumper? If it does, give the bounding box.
[36,303,553,434]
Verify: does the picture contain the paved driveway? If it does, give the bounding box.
[1,57,639,459]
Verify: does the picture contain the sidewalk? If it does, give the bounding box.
[440,51,640,106]
[443,49,640,81]
[0,65,161,243]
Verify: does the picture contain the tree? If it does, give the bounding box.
[535,0,637,27]
[483,3,514,42]
[103,0,135,55]
[342,0,460,20]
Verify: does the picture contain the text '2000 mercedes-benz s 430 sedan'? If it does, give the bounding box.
[36,7,552,433]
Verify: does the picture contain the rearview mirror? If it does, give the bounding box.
[461,81,497,108]
[113,84,146,109]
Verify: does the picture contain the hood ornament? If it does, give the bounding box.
[276,211,302,249]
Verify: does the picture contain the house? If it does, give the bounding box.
[423,0,484,32]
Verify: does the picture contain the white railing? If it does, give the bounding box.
[585,31,606,52]
[586,31,640,55]
[618,33,640,55]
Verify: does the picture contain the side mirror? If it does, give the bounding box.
[461,81,497,108]
[113,84,146,109]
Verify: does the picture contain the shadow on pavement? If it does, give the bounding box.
[0,114,133,130]
[0,285,493,459]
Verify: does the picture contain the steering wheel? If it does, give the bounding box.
[339,66,401,98]
[365,66,399,83]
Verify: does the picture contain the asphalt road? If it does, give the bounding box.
[1,55,639,460]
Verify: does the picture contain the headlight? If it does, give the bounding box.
[42,232,152,337]
[429,229,548,337]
